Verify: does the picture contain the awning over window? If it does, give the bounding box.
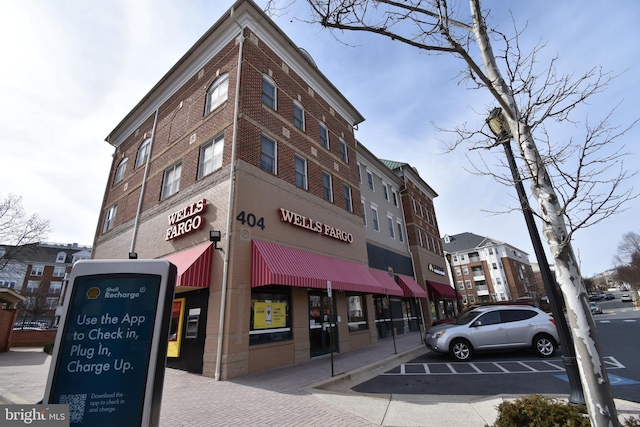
[163,242,213,288]
[426,280,460,300]
[252,240,403,296]
[368,269,405,297]
[396,274,428,298]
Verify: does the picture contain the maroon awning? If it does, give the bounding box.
[396,274,428,298]
[426,280,460,300]
[163,242,213,288]
[252,240,403,296]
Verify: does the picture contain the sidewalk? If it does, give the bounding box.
[1,332,639,426]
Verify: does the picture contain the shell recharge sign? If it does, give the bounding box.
[165,199,207,241]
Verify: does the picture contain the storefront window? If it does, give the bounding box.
[250,286,292,345]
[347,294,368,332]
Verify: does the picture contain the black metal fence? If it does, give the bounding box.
[13,316,56,330]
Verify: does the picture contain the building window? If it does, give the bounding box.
[161,162,182,200]
[55,252,66,263]
[50,281,63,294]
[260,135,276,174]
[205,73,229,114]
[339,139,348,162]
[295,155,307,189]
[319,124,329,149]
[387,215,395,239]
[114,157,127,185]
[361,200,367,226]
[250,286,292,345]
[30,265,44,276]
[465,280,472,289]
[397,221,404,242]
[46,297,59,310]
[135,138,151,168]
[53,266,66,277]
[103,204,117,233]
[371,207,379,231]
[492,263,498,270]
[469,295,476,304]
[457,281,464,290]
[357,163,362,183]
[383,183,389,201]
[463,266,469,275]
[455,268,461,276]
[322,172,333,202]
[262,76,276,109]
[26,280,40,291]
[198,135,224,179]
[367,171,374,191]
[488,248,494,255]
[392,190,399,207]
[347,295,368,331]
[343,185,353,212]
[293,102,305,131]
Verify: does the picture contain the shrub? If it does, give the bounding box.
[43,342,54,355]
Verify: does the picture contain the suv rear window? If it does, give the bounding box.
[500,309,537,323]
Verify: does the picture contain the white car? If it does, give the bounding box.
[621,294,632,302]
[424,304,559,361]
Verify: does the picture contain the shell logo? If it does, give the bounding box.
[87,287,101,299]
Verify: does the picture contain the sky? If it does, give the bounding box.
[1,0,638,277]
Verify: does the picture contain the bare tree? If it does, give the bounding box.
[614,231,640,291]
[266,0,639,424]
[0,194,51,273]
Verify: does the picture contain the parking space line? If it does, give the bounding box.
[446,363,456,374]
[469,363,483,373]
[422,363,430,374]
[493,362,510,373]
[542,360,565,371]
[518,362,538,372]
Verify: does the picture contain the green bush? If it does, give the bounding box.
[43,342,54,355]
[487,394,640,427]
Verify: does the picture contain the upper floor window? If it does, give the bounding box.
[55,252,66,263]
[114,157,127,185]
[371,207,380,231]
[357,163,362,183]
[361,200,367,226]
[103,204,117,233]
[161,163,182,200]
[387,215,395,239]
[397,221,404,242]
[293,102,305,131]
[205,73,229,114]
[262,76,276,110]
[50,281,63,294]
[339,139,348,163]
[26,280,40,291]
[392,189,399,207]
[319,124,329,149]
[343,184,353,212]
[135,138,152,168]
[295,155,308,190]
[30,265,44,276]
[53,266,66,277]
[366,171,374,191]
[199,135,224,179]
[261,135,277,174]
[322,172,333,202]
[383,183,389,201]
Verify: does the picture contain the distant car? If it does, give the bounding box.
[589,294,603,301]
[424,304,559,361]
[604,293,615,300]
[621,294,632,302]
[590,302,602,315]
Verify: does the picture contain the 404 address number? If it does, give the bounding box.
[236,211,265,230]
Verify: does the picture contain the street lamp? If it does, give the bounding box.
[486,107,584,404]
[445,253,463,315]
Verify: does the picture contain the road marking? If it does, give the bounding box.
[385,356,626,376]
[623,319,637,322]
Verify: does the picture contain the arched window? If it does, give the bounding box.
[114,157,127,184]
[205,73,229,114]
[135,138,152,168]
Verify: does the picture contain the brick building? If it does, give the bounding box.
[442,232,540,306]
[92,0,442,380]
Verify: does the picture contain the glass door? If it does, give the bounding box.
[308,291,338,357]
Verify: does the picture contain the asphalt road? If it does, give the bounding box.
[354,302,640,403]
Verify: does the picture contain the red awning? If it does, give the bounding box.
[396,274,428,298]
[163,242,213,288]
[368,269,404,297]
[427,280,460,300]
[252,240,403,296]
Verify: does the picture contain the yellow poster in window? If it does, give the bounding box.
[168,298,186,358]
[253,301,286,329]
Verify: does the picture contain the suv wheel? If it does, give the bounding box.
[533,334,556,357]
[449,339,473,361]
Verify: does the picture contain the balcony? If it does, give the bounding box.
[476,284,489,296]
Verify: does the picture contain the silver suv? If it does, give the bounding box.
[424,305,559,361]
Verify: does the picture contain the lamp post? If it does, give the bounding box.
[445,253,462,316]
[486,107,584,404]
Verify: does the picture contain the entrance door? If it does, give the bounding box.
[308,292,338,357]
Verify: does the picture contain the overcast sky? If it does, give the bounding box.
[1,0,638,277]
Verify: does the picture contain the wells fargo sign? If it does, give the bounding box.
[165,199,207,241]
[278,208,353,243]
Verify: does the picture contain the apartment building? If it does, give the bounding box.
[442,232,540,306]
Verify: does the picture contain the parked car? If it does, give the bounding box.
[424,305,559,361]
[590,301,602,314]
[589,293,603,301]
[621,294,632,302]
[604,293,615,300]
